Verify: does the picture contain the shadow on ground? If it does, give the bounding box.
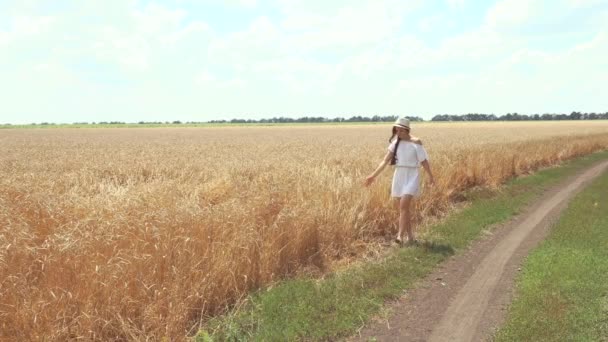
[418,240,455,257]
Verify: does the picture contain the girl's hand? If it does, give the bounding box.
[364,175,375,187]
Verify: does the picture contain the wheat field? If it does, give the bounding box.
[1,121,608,340]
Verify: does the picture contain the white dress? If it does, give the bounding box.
[388,139,428,197]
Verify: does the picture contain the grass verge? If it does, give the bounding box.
[197,150,608,341]
[495,161,608,341]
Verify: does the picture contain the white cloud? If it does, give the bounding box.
[219,78,247,88]
[447,0,466,9]
[440,28,506,59]
[0,31,9,45]
[160,21,209,46]
[208,16,281,68]
[87,3,212,71]
[0,15,54,46]
[485,0,537,29]
[12,15,54,35]
[463,30,608,113]
[234,0,258,7]
[418,14,444,32]
[308,4,394,47]
[133,4,186,34]
[199,0,257,7]
[383,2,608,115]
[567,0,607,7]
[1,0,607,123]
[277,0,421,49]
[194,70,217,87]
[93,27,151,71]
[201,0,424,95]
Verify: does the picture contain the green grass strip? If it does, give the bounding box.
[197,150,608,342]
[495,162,608,341]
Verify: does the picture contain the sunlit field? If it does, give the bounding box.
[1,121,608,340]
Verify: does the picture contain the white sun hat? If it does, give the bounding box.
[393,117,410,129]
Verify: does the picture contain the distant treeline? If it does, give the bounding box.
[6,116,419,126]
[4,112,607,126]
[207,115,418,124]
[431,111,608,121]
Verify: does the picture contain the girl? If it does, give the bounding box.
[364,118,435,245]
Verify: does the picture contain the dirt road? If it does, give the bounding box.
[350,160,608,342]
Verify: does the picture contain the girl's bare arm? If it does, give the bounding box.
[364,151,393,186]
[421,159,435,185]
[411,135,423,145]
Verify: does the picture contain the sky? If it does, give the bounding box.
[0,0,607,124]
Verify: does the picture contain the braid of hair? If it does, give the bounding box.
[390,138,401,165]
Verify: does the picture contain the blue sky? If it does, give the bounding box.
[0,0,607,123]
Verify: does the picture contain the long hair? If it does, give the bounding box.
[389,127,400,165]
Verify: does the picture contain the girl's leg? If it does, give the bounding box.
[393,198,402,241]
[399,195,414,241]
